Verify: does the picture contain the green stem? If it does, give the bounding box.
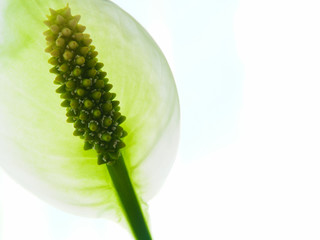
[107,155,152,240]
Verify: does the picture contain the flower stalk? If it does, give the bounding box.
[107,155,152,239]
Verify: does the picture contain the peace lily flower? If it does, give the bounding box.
[0,0,179,239]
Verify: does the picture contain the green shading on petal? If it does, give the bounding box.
[0,0,179,225]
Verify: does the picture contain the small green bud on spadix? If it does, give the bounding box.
[82,79,92,87]
[61,92,72,99]
[102,102,112,112]
[73,129,84,137]
[56,15,66,24]
[101,133,112,142]
[68,19,77,29]
[92,91,101,100]
[43,30,52,36]
[79,47,89,56]
[50,24,60,34]
[56,85,66,93]
[59,63,69,72]
[84,141,93,150]
[48,57,58,65]
[70,99,79,109]
[50,49,60,57]
[62,27,72,37]
[95,62,104,70]
[56,38,65,47]
[100,72,107,79]
[73,68,81,77]
[76,88,85,97]
[45,5,127,164]
[89,121,98,132]
[95,79,105,88]
[91,51,98,58]
[103,117,112,127]
[44,20,51,27]
[76,56,85,65]
[54,75,64,84]
[87,58,97,68]
[84,99,93,109]
[118,116,126,124]
[66,80,76,90]
[87,68,96,77]
[93,109,101,118]
[74,33,83,41]
[83,38,92,46]
[105,84,113,91]
[61,100,70,107]
[49,8,57,16]
[67,117,75,123]
[77,24,86,33]
[45,35,55,42]
[68,41,79,49]
[63,50,73,60]
[79,110,88,121]
[66,110,76,117]
[50,67,59,74]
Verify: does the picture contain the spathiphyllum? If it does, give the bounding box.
[0,0,179,239]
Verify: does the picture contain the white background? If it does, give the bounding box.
[1,0,320,239]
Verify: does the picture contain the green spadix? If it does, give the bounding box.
[44,5,127,166]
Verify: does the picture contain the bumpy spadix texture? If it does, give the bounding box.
[0,0,179,221]
[45,5,126,165]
